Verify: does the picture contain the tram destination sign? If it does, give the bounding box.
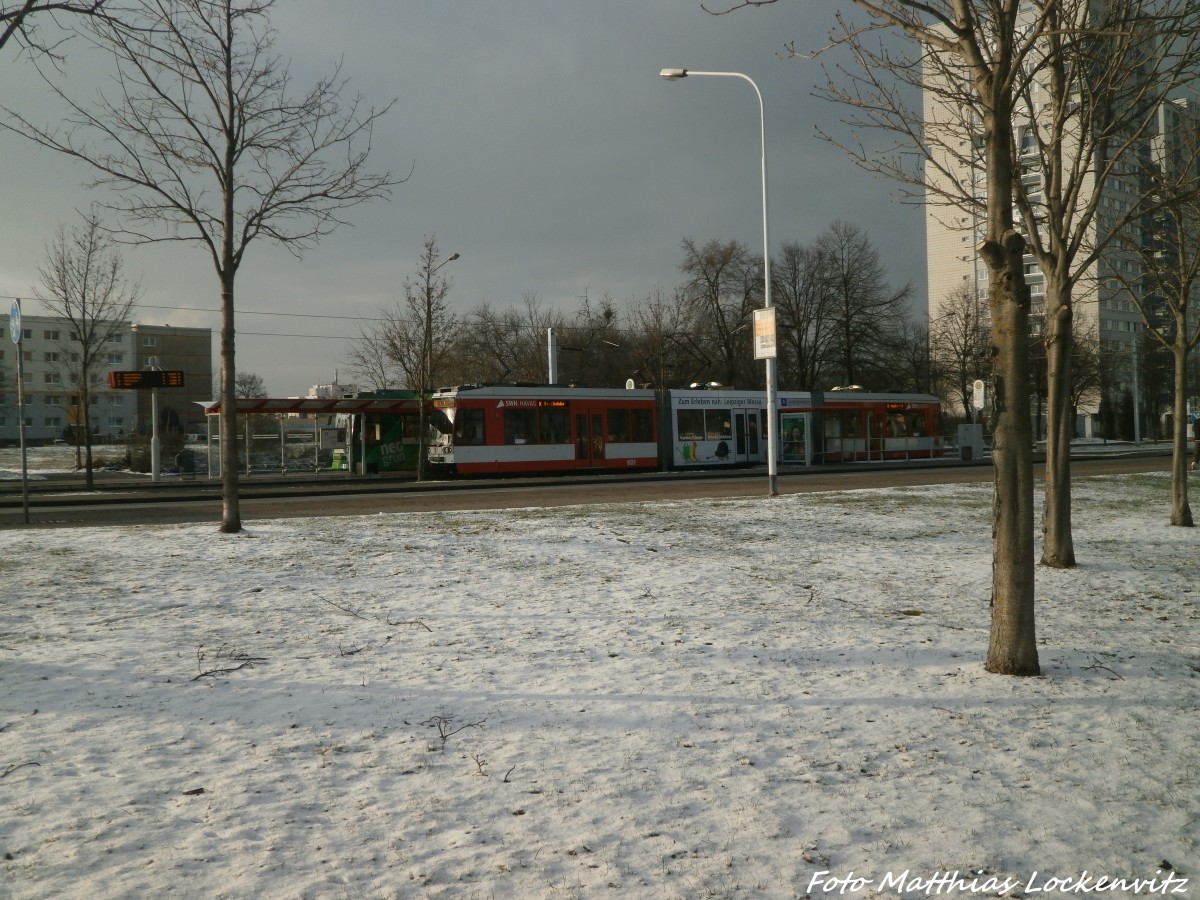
[108,370,186,389]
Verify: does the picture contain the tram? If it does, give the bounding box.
[427,383,660,476]
[333,390,422,473]
[778,391,944,464]
[424,383,944,476]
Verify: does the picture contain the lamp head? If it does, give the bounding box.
[659,68,688,81]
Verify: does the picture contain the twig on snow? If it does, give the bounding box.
[1082,657,1124,680]
[317,594,371,620]
[1,761,42,779]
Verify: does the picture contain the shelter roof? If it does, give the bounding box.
[199,396,419,416]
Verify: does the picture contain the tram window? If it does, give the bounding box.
[504,408,537,444]
[429,408,454,435]
[539,408,570,444]
[705,409,732,441]
[888,414,908,437]
[454,408,486,446]
[631,409,654,442]
[909,414,926,436]
[608,409,630,443]
[677,409,703,441]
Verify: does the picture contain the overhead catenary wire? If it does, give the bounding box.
[0,295,645,341]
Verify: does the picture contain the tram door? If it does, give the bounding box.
[574,410,606,467]
[733,411,761,462]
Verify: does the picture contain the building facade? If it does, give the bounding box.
[0,315,212,445]
[924,21,1198,436]
[129,324,214,438]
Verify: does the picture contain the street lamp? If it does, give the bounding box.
[417,251,460,481]
[659,68,780,496]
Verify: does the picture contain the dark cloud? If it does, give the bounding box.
[1,0,924,394]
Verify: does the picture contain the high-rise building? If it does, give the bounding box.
[924,31,1197,436]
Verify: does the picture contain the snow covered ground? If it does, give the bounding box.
[1,472,1196,899]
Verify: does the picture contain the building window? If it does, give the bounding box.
[44,372,61,385]
[108,416,125,429]
[45,395,63,406]
[44,417,62,428]
[44,351,59,362]
[107,353,124,364]
[106,333,123,343]
[143,336,157,347]
[44,329,60,341]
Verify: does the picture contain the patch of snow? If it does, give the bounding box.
[1,473,1195,898]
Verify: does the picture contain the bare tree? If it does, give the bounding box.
[625,286,706,390]
[723,0,1200,568]
[713,0,1038,674]
[1004,0,1200,567]
[343,322,398,392]
[1116,122,1200,526]
[930,282,990,419]
[773,239,835,390]
[1,0,113,55]
[815,220,911,388]
[677,237,761,387]
[1,0,397,533]
[459,295,560,385]
[234,371,266,399]
[375,236,459,481]
[34,209,140,487]
[886,318,931,394]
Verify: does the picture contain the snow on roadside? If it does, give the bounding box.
[0,473,1196,899]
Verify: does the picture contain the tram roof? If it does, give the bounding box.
[199,396,419,416]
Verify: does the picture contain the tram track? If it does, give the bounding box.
[0,449,1173,529]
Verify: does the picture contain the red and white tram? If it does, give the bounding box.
[777,390,943,464]
[426,383,944,476]
[428,384,659,476]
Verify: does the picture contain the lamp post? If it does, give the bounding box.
[660,68,779,496]
[417,250,460,481]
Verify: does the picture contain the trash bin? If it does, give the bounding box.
[330,449,347,470]
[960,445,973,461]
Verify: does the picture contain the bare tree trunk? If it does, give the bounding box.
[982,230,1039,675]
[1041,276,1075,567]
[81,386,95,490]
[219,270,241,533]
[1170,343,1193,526]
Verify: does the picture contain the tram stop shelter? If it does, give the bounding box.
[198,393,420,476]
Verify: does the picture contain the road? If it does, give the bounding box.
[0,453,1173,529]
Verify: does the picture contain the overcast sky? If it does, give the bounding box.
[1,0,926,396]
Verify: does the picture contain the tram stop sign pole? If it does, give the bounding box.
[10,300,29,524]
